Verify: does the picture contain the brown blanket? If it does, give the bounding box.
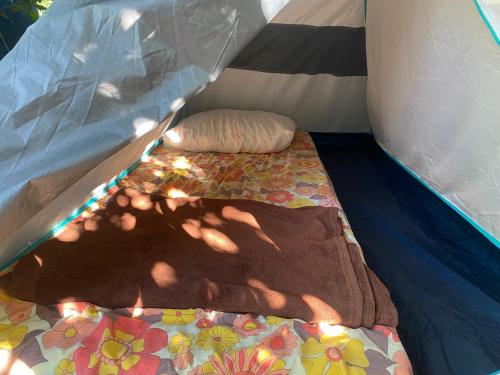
[0,189,397,328]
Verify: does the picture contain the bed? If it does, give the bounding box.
[0,131,411,375]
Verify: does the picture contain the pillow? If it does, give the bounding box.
[163,109,296,153]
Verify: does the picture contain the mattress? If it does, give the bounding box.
[0,131,411,375]
[122,131,360,253]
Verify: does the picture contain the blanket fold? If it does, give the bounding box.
[0,189,398,328]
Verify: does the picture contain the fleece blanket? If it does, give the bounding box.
[0,189,397,328]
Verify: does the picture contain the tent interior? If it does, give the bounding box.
[0,0,499,374]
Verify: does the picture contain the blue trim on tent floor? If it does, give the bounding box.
[311,133,500,375]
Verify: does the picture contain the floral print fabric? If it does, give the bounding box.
[0,302,410,375]
[0,131,411,374]
[121,131,360,250]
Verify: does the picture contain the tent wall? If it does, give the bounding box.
[186,0,370,133]
[0,116,172,268]
[0,0,289,265]
[366,0,500,244]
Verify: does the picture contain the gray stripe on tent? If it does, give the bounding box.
[229,23,367,77]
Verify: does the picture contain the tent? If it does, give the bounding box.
[0,0,499,373]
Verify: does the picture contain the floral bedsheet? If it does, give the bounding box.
[121,131,360,252]
[0,132,412,374]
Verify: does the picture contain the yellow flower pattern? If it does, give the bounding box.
[301,334,369,375]
[162,309,196,325]
[0,323,28,350]
[197,346,288,375]
[168,332,192,353]
[55,359,76,375]
[266,316,286,326]
[84,305,99,319]
[287,197,315,208]
[196,326,240,353]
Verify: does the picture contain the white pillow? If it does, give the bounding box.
[163,109,296,153]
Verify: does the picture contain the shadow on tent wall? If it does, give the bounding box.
[311,133,500,375]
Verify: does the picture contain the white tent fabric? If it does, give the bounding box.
[366,0,500,242]
[0,0,289,264]
[187,69,368,133]
[186,0,370,132]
